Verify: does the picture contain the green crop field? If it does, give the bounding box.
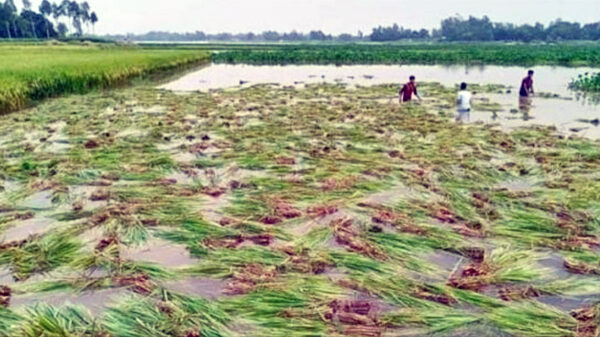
[202,43,600,66]
[0,42,599,336]
[0,43,210,114]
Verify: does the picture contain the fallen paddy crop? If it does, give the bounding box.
[0,74,599,337]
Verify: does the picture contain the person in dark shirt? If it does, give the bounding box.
[520,70,535,97]
[399,75,422,103]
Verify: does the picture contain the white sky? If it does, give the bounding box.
[22,0,600,35]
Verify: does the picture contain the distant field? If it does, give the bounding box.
[0,43,210,114]
[173,42,600,67]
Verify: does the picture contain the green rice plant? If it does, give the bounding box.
[487,247,544,283]
[12,304,98,337]
[0,232,81,280]
[0,44,210,114]
[103,294,232,337]
[218,289,327,337]
[0,308,22,336]
[2,55,600,337]
[486,302,576,337]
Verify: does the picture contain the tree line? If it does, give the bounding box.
[439,16,600,42]
[107,15,600,43]
[0,0,97,39]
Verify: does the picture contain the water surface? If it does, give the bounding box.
[161,64,600,138]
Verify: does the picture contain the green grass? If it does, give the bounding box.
[0,43,210,114]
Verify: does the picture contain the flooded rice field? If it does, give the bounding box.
[163,64,600,138]
[0,68,599,336]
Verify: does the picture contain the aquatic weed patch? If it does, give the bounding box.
[0,80,599,336]
[571,72,600,92]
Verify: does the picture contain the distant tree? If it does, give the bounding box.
[262,30,280,41]
[80,1,90,33]
[213,32,232,41]
[5,0,18,38]
[39,0,52,37]
[20,9,55,38]
[283,30,305,41]
[370,24,429,41]
[582,22,600,40]
[309,30,330,40]
[67,1,81,35]
[53,0,68,34]
[90,11,97,33]
[22,0,37,38]
[546,19,582,40]
[56,21,67,36]
[337,33,354,42]
[5,0,17,12]
[441,15,494,41]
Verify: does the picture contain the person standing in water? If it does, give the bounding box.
[520,70,535,97]
[399,75,422,103]
[456,82,472,123]
[519,70,534,113]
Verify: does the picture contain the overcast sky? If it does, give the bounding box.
[23,0,600,35]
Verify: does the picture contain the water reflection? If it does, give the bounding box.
[518,96,533,115]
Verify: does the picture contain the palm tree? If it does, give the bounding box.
[90,11,97,34]
[80,1,90,34]
[39,0,53,38]
[67,1,81,35]
[58,0,70,34]
[22,0,37,38]
[5,0,17,38]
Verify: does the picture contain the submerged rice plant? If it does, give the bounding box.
[0,61,599,336]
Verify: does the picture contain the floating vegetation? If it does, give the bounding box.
[571,72,600,92]
[0,73,599,336]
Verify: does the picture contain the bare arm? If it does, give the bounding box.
[414,87,422,101]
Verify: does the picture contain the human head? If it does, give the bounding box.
[528,70,534,77]
[409,75,416,82]
[460,82,467,90]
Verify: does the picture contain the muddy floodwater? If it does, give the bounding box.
[162,64,600,138]
[2,61,600,336]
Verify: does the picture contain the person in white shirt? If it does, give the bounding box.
[456,82,472,123]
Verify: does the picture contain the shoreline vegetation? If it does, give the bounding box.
[0,81,599,336]
[2,41,599,115]
[207,43,600,67]
[0,43,210,114]
[571,72,600,92]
